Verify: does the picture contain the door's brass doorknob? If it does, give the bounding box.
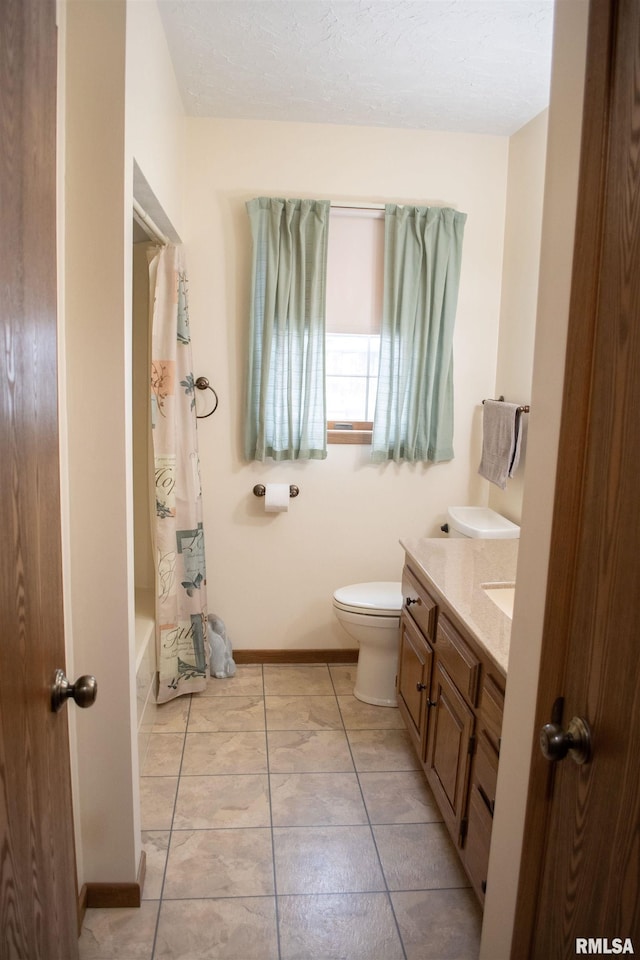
[51,669,98,713]
[539,716,591,765]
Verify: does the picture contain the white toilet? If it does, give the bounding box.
[333,509,518,707]
[332,581,403,707]
[446,505,520,539]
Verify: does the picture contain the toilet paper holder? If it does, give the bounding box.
[253,484,299,499]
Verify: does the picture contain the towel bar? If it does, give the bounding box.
[482,396,530,414]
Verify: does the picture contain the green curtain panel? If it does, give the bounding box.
[245,197,330,461]
[371,204,467,463]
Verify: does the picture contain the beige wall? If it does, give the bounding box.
[60,0,186,886]
[480,2,590,956]
[184,118,511,651]
[63,0,138,886]
[489,109,549,525]
[126,0,186,238]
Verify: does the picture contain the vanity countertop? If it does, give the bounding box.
[400,536,518,675]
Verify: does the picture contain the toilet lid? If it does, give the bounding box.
[333,582,403,616]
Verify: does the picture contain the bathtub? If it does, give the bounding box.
[135,588,156,769]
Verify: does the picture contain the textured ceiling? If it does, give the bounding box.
[157,0,554,136]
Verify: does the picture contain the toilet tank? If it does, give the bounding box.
[447,506,520,539]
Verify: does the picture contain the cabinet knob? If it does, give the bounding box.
[405,596,421,607]
[416,682,427,691]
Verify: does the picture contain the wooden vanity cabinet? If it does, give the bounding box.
[396,560,505,906]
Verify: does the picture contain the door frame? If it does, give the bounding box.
[512,0,640,950]
[480,1,593,955]
[510,0,612,949]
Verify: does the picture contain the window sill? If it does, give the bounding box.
[327,421,373,445]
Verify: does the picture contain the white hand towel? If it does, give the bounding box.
[478,400,522,489]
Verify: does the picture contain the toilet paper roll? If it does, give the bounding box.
[264,483,290,513]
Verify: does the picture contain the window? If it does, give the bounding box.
[244,198,465,462]
[325,208,384,444]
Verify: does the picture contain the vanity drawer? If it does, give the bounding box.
[473,730,499,814]
[435,615,480,706]
[479,673,505,748]
[401,565,437,641]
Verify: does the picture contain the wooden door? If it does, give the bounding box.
[513,0,640,953]
[0,0,80,957]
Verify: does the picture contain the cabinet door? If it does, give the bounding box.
[397,613,433,756]
[462,782,493,903]
[424,661,474,846]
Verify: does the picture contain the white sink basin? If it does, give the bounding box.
[482,582,516,619]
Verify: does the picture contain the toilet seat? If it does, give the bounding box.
[333,582,402,617]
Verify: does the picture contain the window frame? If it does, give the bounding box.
[327,420,373,445]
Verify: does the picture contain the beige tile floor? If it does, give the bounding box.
[79,663,481,960]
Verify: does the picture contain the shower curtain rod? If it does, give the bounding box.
[133,198,170,246]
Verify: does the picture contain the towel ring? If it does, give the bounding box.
[195,376,219,418]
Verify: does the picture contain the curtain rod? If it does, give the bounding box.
[133,198,170,246]
[330,201,385,211]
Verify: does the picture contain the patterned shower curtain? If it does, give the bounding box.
[148,244,208,703]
